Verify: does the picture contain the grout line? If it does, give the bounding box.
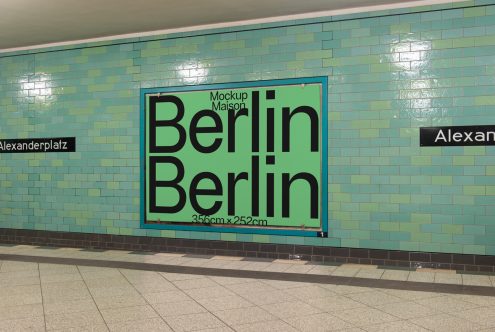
[37,263,48,332]
[204,273,285,328]
[348,287,425,328]
[75,265,111,331]
[118,269,176,331]
[1,253,494,297]
[163,273,240,329]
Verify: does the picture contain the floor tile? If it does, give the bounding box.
[434,273,462,285]
[100,305,159,324]
[44,298,98,315]
[216,261,252,270]
[234,319,299,332]
[362,320,430,332]
[197,295,254,312]
[451,306,495,327]
[41,280,87,292]
[226,281,277,295]
[323,284,372,295]
[214,306,276,325]
[160,272,206,281]
[332,307,399,327]
[84,276,131,289]
[39,264,79,275]
[51,324,109,331]
[284,313,356,332]
[164,312,226,332]
[212,256,244,261]
[107,317,172,332]
[209,276,252,285]
[195,326,234,332]
[153,300,207,317]
[142,290,191,305]
[180,258,213,268]
[283,264,315,274]
[462,274,493,287]
[72,266,111,274]
[407,271,435,283]
[79,268,123,280]
[0,269,39,280]
[238,289,298,306]
[0,303,44,321]
[330,267,360,277]
[132,280,178,294]
[173,277,218,290]
[0,291,43,307]
[343,264,379,269]
[0,261,38,272]
[346,290,403,306]
[0,316,45,332]
[41,272,83,284]
[45,309,105,330]
[0,284,41,297]
[0,276,40,287]
[380,270,410,281]
[199,260,232,269]
[355,269,385,279]
[261,263,293,272]
[184,285,237,300]
[261,300,322,319]
[283,285,337,301]
[260,279,309,290]
[455,294,495,306]
[120,269,168,284]
[306,265,338,275]
[409,313,484,332]
[305,295,367,312]
[415,295,480,313]
[376,301,441,319]
[238,262,273,271]
[93,293,147,310]
[42,286,92,304]
[379,288,444,301]
[88,286,140,299]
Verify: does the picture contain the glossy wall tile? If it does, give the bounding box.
[0,0,495,255]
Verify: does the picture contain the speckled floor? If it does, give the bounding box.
[0,244,494,331]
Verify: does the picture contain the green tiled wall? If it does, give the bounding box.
[1,0,495,255]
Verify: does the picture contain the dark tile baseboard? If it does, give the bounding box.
[1,253,495,297]
[0,228,494,272]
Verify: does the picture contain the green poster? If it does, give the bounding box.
[142,78,327,236]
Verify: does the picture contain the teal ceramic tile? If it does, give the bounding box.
[0,0,494,257]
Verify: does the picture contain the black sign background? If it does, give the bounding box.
[0,137,76,153]
[420,126,495,147]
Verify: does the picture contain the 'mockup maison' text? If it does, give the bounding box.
[210,90,248,111]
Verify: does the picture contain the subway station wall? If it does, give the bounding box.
[1,0,495,256]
